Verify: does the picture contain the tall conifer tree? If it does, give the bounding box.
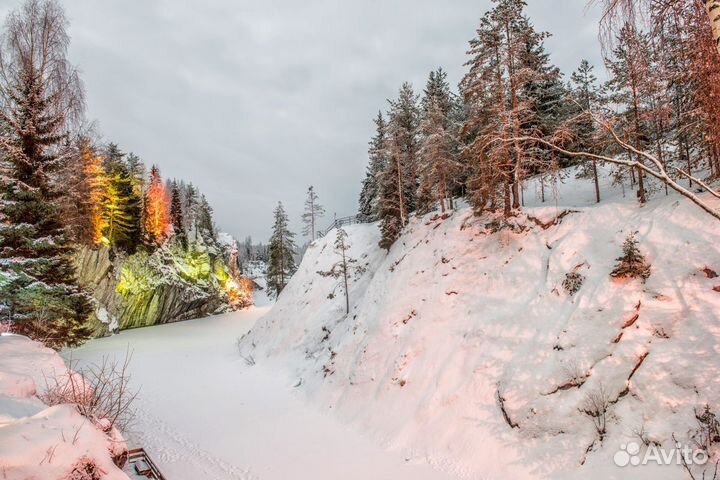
[0,0,92,347]
[267,202,297,297]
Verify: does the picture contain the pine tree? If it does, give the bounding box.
[334,228,351,314]
[144,165,170,245]
[358,111,388,221]
[169,181,186,248]
[605,23,653,203]
[461,0,548,216]
[317,228,361,314]
[388,82,420,212]
[377,143,407,250]
[376,83,420,249]
[267,202,297,297]
[301,185,325,240]
[0,0,92,348]
[570,59,603,203]
[417,97,458,215]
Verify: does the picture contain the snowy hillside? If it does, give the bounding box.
[240,170,720,479]
[0,335,129,479]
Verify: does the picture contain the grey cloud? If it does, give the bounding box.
[0,0,604,242]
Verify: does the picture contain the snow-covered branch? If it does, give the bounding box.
[500,112,720,221]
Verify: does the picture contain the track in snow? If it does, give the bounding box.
[69,304,455,480]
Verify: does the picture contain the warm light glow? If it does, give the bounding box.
[81,146,109,245]
[145,165,170,244]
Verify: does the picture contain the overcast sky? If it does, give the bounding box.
[1,0,605,242]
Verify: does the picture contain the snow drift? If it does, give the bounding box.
[240,172,720,479]
[0,335,129,479]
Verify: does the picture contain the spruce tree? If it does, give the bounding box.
[267,202,297,297]
[196,194,216,242]
[358,111,388,221]
[169,181,186,248]
[301,186,325,240]
[182,182,198,238]
[103,151,142,252]
[418,97,457,215]
[610,233,651,281]
[0,0,92,348]
[421,68,454,119]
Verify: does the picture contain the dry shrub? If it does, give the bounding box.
[583,384,610,438]
[39,351,138,433]
[64,456,105,480]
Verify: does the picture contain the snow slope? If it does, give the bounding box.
[240,169,720,479]
[0,334,129,480]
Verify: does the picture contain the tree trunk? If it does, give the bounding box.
[395,151,406,225]
[592,158,601,203]
[505,21,522,210]
[630,80,646,203]
[341,248,349,314]
[310,196,315,240]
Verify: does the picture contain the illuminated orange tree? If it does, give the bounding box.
[144,165,170,244]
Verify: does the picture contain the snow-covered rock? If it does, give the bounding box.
[0,334,129,479]
[240,170,720,479]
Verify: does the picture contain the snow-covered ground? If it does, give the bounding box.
[238,167,720,479]
[49,167,720,480]
[68,303,456,480]
[0,335,129,479]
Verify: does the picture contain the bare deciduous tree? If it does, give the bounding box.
[504,108,720,222]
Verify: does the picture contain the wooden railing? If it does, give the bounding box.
[317,214,372,238]
[126,448,167,479]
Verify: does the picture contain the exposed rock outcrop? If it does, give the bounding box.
[75,243,236,336]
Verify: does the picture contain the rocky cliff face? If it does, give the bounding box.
[75,243,234,337]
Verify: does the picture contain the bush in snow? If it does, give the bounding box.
[610,233,651,282]
[583,385,610,438]
[562,272,585,295]
[693,405,720,451]
[560,360,588,387]
[64,456,105,480]
[40,353,138,433]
